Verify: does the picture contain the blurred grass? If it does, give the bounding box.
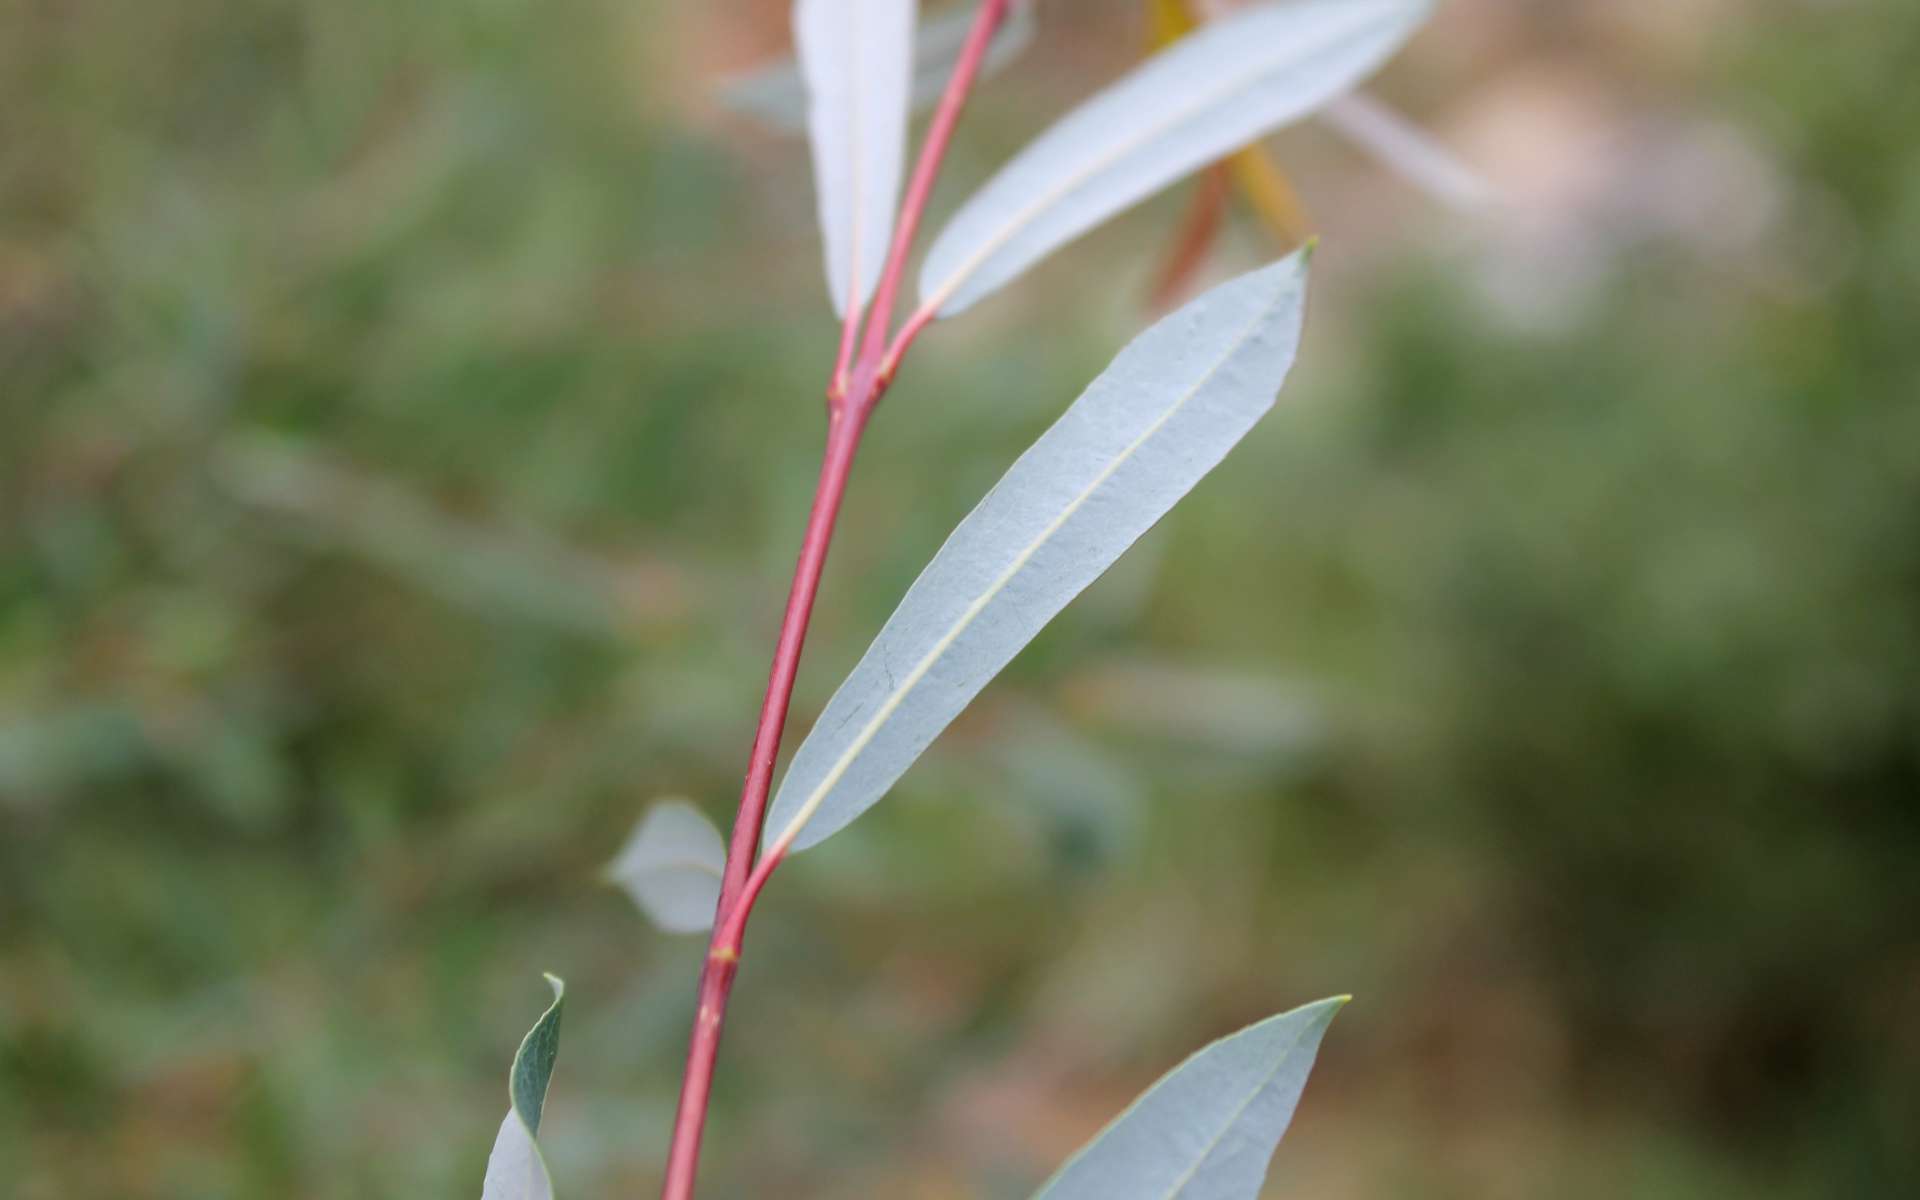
[3,1,1918,1197]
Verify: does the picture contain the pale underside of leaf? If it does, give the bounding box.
[724,2,1036,133]
[918,0,1429,316]
[482,1115,551,1200]
[764,253,1310,854]
[796,0,919,316]
[1031,996,1346,1200]
[1150,0,1480,225]
[481,974,566,1200]
[606,800,726,935]
[1149,0,1314,247]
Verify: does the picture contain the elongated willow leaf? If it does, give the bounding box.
[481,975,566,1200]
[1031,997,1346,1199]
[918,0,1428,316]
[765,253,1310,854]
[725,2,1036,134]
[796,0,919,316]
[1149,0,1313,246]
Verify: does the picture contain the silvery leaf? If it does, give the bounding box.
[796,0,919,315]
[766,252,1310,853]
[724,2,1036,133]
[1031,996,1346,1200]
[918,0,1429,316]
[606,800,727,935]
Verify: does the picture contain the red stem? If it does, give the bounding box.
[1147,163,1231,313]
[830,294,865,405]
[656,5,1012,1198]
[860,0,1011,377]
[711,408,865,927]
[658,404,868,1200]
[880,298,941,381]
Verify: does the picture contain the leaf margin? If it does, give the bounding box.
[1030,994,1350,1200]
[795,0,921,316]
[481,973,567,1200]
[765,248,1314,855]
[917,0,1429,316]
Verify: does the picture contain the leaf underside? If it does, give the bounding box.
[919,0,1430,316]
[765,252,1311,854]
[724,2,1036,133]
[606,800,727,935]
[796,0,919,316]
[1032,996,1347,1200]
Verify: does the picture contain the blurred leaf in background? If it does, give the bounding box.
[2,1,1917,1198]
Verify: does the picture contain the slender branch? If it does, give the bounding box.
[657,6,1014,1198]
[830,300,865,406]
[862,0,1013,378]
[1147,163,1231,312]
[659,404,869,1200]
[711,412,864,926]
[880,296,941,381]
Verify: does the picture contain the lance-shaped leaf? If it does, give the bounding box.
[918,0,1428,316]
[796,0,919,316]
[1148,0,1312,247]
[1031,996,1347,1199]
[605,800,727,935]
[765,252,1310,854]
[725,2,1037,134]
[480,975,566,1200]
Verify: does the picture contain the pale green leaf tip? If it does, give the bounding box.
[1302,993,1349,1023]
[1293,992,1350,1029]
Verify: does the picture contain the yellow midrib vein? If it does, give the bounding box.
[771,282,1285,850]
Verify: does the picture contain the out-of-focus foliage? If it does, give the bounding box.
[2,2,1915,1198]
[607,800,724,934]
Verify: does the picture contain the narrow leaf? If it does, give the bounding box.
[766,253,1311,853]
[918,0,1428,316]
[1032,996,1347,1200]
[481,975,566,1200]
[724,2,1036,133]
[1322,92,1495,209]
[606,800,726,935]
[796,0,919,316]
[1147,0,1313,248]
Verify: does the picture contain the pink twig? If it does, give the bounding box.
[830,299,865,406]
[657,5,1013,1198]
[658,403,868,1200]
[859,0,1012,380]
[880,298,941,380]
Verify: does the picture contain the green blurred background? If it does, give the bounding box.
[4,0,1916,1195]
